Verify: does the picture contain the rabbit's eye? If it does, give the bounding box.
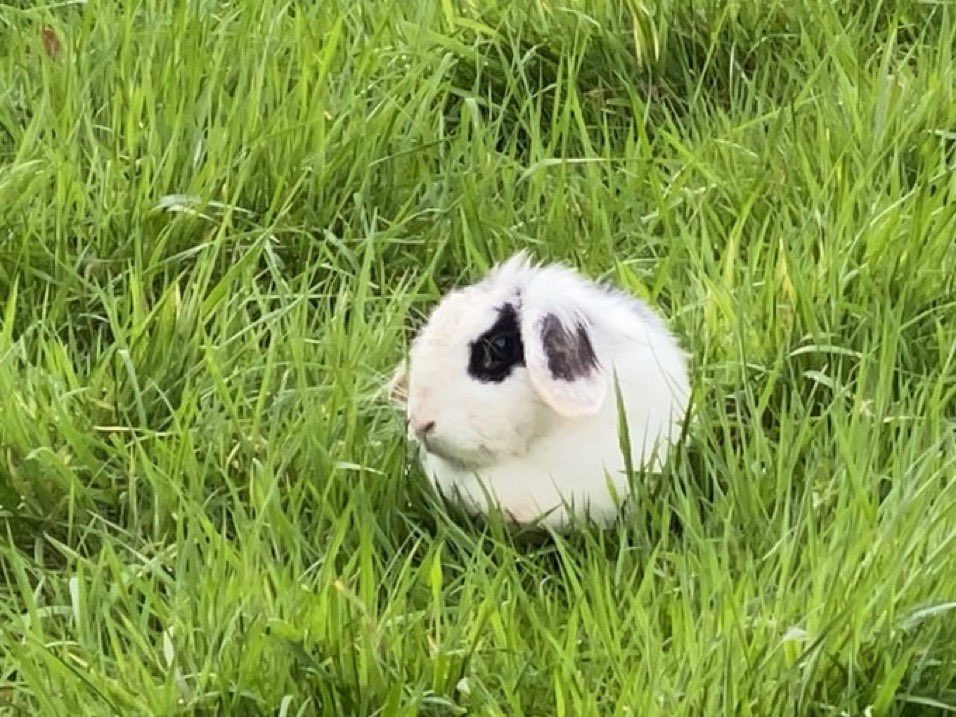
[468,303,525,382]
[483,333,518,369]
[490,334,511,355]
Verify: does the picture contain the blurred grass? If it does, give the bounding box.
[0,0,954,714]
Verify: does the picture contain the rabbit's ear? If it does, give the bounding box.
[387,360,409,407]
[521,305,607,418]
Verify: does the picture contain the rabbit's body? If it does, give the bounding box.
[390,253,689,530]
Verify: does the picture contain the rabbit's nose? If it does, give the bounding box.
[411,418,436,438]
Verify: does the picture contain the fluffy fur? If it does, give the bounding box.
[389,252,690,530]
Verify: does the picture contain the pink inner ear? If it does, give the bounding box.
[387,364,409,406]
[526,356,607,418]
[520,305,608,418]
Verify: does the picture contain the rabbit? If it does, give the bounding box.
[388,251,690,531]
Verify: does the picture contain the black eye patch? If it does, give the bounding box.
[468,303,525,382]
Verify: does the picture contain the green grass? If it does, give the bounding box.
[0,0,954,714]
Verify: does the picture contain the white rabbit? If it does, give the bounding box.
[389,252,690,530]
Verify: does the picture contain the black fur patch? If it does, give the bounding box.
[540,313,598,381]
[468,303,525,382]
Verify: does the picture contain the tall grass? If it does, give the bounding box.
[0,0,953,714]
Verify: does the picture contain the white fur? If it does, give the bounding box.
[391,252,690,531]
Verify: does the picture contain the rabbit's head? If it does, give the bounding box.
[389,253,618,469]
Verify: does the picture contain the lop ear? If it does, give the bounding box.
[521,308,607,418]
[387,360,409,407]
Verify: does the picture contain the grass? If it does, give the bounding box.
[0,0,954,714]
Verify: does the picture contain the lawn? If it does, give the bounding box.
[0,0,954,714]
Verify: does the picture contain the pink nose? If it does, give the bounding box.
[411,418,436,438]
